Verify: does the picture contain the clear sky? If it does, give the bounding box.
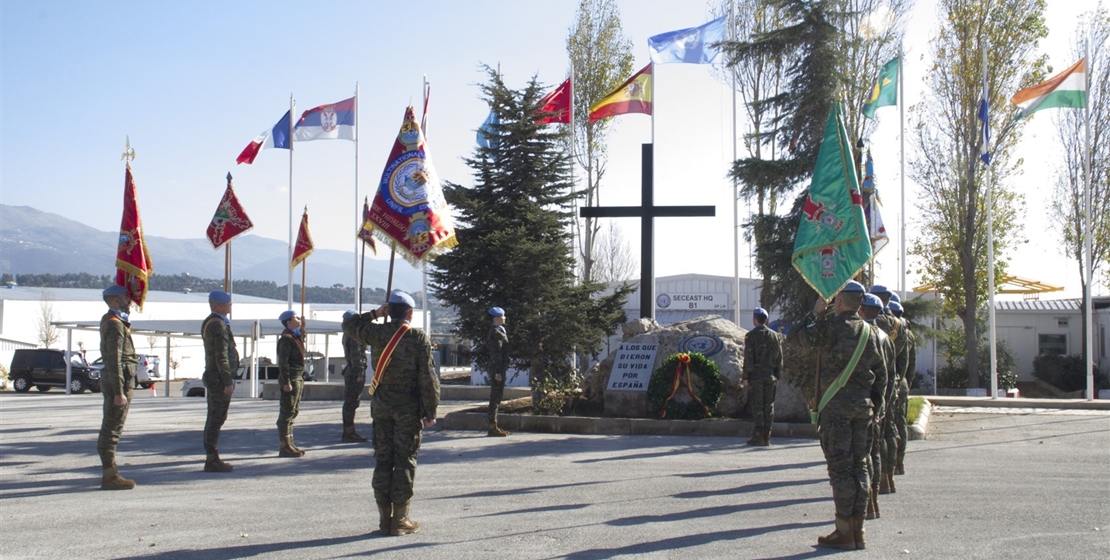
[1,0,1102,299]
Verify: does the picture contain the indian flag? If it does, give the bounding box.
[1011,58,1086,119]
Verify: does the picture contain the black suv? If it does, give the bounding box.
[9,349,101,394]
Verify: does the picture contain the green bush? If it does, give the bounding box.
[1032,353,1109,392]
[937,340,1017,390]
[906,396,925,425]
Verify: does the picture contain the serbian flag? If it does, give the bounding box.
[294,96,356,142]
[290,208,314,269]
[357,196,377,255]
[237,110,292,164]
[368,106,457,264]
[589,63,652,122]
[206,175,254,249]
[115,163,154,310]
[535,77,571,124]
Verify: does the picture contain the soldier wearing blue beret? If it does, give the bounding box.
[742,307,782,446]
[201,290,237,472]
[339,309,369,443]
[486,307,510,437]
[276,310,308,457]
[97,285,138,490]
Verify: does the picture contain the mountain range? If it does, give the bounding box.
[0,204,424,291]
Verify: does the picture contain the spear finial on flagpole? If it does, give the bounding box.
[227,171,233,184]
[121,136,136,163]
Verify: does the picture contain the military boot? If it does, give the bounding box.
[746,427,761,445]
[342,425,369,442]
[870,490,881,519]
[865,492,877,520]
[288,435,307,456]
[879,472,892,494]
[852,515,866,550]
[204,453,234,472]
[760,427,773,446]
[376,501,393,536]
[390,501,421,536]
[487,422,509,437]
[816,514,856,550]
[895,458,906,476]
[279,435,303,458]
[101,466,136,490]
[887,471,897,493]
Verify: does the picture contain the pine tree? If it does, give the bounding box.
[431,70,631,405]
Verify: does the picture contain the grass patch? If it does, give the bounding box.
[906,396,925,425]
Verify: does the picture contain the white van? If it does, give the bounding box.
[181,359,310,399]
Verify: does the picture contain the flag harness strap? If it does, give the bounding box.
[817,322,871,417]
[368,323,410,395]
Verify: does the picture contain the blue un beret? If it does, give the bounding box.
[753,307,768,319]
[869,284,891,296]
[862,294,883,308]
[389,291,416,308]
[488,307,505,317]
[889,301,904,316]
[209,290,231,304]
[103,285,127,297]
[342,310,357,320]
[841,281,865,294]
[279,310,296,323]
[890,292,901,303]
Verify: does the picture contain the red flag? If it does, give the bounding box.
[290,208,314,269]
[357,197,377,255]
[535,77,572,124]
[206,176,254,249]
[115,163,153,310]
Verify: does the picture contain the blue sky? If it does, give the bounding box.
[1,0,1100,298]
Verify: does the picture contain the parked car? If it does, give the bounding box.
[182,359,313,398]
[90,354,162,389]
[9,348,101,394]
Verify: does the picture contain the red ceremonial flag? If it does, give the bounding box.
[115,163,154,310]
[535,77,572,124]
[368,106,457,264]
[206,176,254,249]
[357,196,377,255]
[290,208,314,269]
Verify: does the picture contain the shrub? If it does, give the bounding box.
[906,396,925,425]
[1033,353,1109,392]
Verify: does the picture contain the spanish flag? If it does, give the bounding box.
[589,63,652,122]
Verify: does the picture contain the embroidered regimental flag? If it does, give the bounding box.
[291,208,314,269]
[535,77,572,124]
[116,163,154,309]
[861,151,889,255]
[792,102,872,300]
[357,196,377,255]
[368,106,457,264]
[206,175,254,249]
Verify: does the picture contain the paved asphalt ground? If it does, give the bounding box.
[1,390,1107,560]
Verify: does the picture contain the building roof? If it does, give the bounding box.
[996,299,1080,312]
[0,286,285,304]
[913,275,1064,298]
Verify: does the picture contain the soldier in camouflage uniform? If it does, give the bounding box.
[344,291,439,537]
[201,290,237,472]
[890,299,914,475]
[870,285,905,495]
[97,285,138,490]
[340,310,369,442]
[742,307,782,446]
[794,281,887,550]
[859,293,896,519]
[486,306,509,437]
[276,310,307,458]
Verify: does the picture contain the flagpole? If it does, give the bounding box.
[899,42,907,301]
[422,75,430,334]
[355,82,361,310]
[287,93,295,308]
[570,68,578,283]
[650,61,656,320]
[730,5,741,326]
[1084,40,1094,400]
[224,244,230,292]
[983,40,999,399]
[300,260,307,319]
[359,241,366,313]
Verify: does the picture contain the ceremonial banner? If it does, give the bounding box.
[206,179,254,249]
[589,63,653,122]
[535,78,572,124]
[369,106,457,263]
[792,103,872,300]
[291,208,314,269]
[294,96,356,142]
[1011,58,1086,120]
[116,163,154,309]
[357,196,377,255]
[861,151,889,255]
[237,110,292,164]
[647,16,726,65]
[862,57,899,120]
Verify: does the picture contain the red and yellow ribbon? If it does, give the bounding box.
[659,353,710,419]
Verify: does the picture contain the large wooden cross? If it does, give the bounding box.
[580,143,715,319]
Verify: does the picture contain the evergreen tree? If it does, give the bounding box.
[431,70,630,405]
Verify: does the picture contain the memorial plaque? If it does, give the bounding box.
[606,341,658,392]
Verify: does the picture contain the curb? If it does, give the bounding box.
[442,411,821,439]
[909,398,932,441]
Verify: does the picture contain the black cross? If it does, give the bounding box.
[580,143,715,319]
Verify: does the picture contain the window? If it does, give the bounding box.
[1038,334,1067,356]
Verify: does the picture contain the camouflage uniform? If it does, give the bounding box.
[795,309,887,522]
[202,312,238,460]
[895,325,917,473]
[343,313,439,506]
[866,322,896,514]
[876,309,906,491]
[276,328,306,440]
[97,310,138,469]
[341,332,368,431]
[743,324,783,430]
[487,324,509,425]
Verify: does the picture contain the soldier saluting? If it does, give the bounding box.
[340,310,369,442]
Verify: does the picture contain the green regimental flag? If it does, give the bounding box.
[862,56,899,119]
[792,102,872,301]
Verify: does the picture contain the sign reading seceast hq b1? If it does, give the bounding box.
[655,293,730,311]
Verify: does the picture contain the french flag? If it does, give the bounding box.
[236,110,292,165]
[294,96,356,142]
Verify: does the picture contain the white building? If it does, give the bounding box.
[996,297,1110,381]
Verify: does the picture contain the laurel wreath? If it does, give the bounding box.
[647,352,723,420]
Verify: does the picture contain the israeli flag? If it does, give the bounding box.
[648,16,726,65]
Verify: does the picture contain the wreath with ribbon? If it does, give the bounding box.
[647,352,723,420]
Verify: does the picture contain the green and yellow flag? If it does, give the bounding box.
[792,102,872,300]
[862,56,899,119]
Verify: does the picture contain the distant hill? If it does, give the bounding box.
[0,204,424,291]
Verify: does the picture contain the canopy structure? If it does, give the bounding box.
[913,275,1064,300]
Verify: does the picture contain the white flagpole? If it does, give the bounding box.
[288,93,295,308]
[1084,41,1095,400]
[730,5,741,326]
[422,75,431,334]
[983,42,999,399]
[899,43,907,301]
[355,83,361,310]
